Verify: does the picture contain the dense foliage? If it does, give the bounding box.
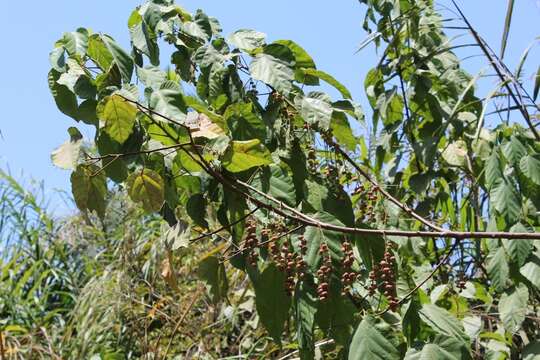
[7,0,540,358]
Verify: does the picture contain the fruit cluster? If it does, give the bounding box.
[307,147,318,173]
[243,220,259,267]
[367,246,399,310]
[340,241,356,296]
[316,242,332,300]
[354,184,379,221]
[267,231,309,296]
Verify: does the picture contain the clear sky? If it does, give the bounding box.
[0,0,538,214]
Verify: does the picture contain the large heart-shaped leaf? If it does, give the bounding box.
[98,94,138,144]
[348,316,399,360]
[499,284,529,333]
[71,165,107,218]
[253,264,291,344]
[126,168,165,212]
[222,139,272,173]
[228,29,266,52]
[249,53,294,94]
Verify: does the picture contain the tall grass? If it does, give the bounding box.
[0,171,283,359]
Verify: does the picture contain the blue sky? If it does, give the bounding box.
[0,1,538,213]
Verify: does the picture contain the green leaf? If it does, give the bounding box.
[304,212,344,270]
[419,304,470,344]
[403,296,422,344]
[222,139,272,173]
[523,341,540,360]
[502,223,533,266]
[136,65,167,89]
[296,95,333,130]
[51,127,83,169]
[442,140,468,167]
[197,256,228,303]
[295,283,317,360]
[490,179,521,222]
[253,264,291,343]
[96,133,128,183]
[520,258,540,288]
[485,151,503,190]
[331,112,357,151]
[97,94,138,144]
[298,68,352,99]
[376,90,403,127]
[193,43,226,68]
[404,336,466,360]
[224,102,266,142]
[49,46,66,72]
[249,53,294,94]
[487,247,509,292]
[63,28,89,57]
[87,34,113,71]
[48,69,79,120]
[498,284,529,333]
[315,280,356,345]
[126,168,165,212]
[273,39,318,85]
[71,165,107,218]
[227,29,266,52]
[519,155,540,186]
[502,136,526,164]
[254,165,297,206]
[534,65,540,101]
[348,316,399,360]
[128,10,160,66]
[101,34,134,82]
[182,10,213,42]
[149,84,187,123]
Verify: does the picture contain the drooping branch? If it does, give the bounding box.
[87,143,194,161]
[330,141,446,232]
[114,98,540,241]
[189,207,260,243]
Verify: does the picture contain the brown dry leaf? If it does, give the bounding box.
[187,111,224,139]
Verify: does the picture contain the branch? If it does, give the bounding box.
[87,142,193,161]
[221,224,305,263]
[110,98,540,241]
[189,207,260,243]
[331,142,446,232]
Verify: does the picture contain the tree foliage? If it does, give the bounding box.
[39,0,540,357]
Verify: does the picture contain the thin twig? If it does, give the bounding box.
[190,207,260,243]
[87,143,193,161]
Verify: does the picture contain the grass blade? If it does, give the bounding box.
[500,0,515,59]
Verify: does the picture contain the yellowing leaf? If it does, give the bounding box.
[126,168,165,212]
[70,165,107,218]
[98,94,137,143]
[222,139,272,173]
